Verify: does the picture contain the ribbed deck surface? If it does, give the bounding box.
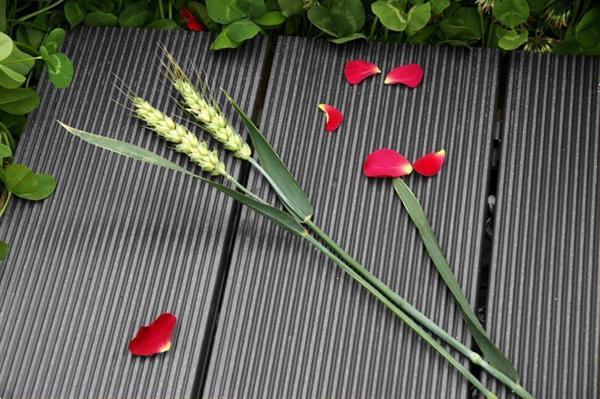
[0,28,267,398]
[204,36,499,398]
[486,53,600,397]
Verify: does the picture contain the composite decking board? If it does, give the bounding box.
[486,54,600,397]
[204,36,499,398]
[0,28,267,398]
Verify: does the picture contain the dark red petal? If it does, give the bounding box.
[344,60,381,85]
[363,148,413,178]
[129,313,177,357]
[179,8,194,22]
[384,64,424,88]
[318,104,343,133]
[187,20,204,32]
[413,149,446,177]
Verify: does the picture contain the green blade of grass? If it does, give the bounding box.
[392,177,519,382]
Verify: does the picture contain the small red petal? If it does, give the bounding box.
[179,8,194,22]
[363,148,413,178]
[318,104,343,133]
[384,64,424,88]
[187,20,203,32]
[413,149,446,177]
[344,60,381,85]
[129,313,177,357]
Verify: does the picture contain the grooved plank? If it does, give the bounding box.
[0,28,267,399]
[204,36,499,398]
[486,54,600,398]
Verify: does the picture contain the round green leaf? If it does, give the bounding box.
[225,19,262,43]
[145,19,179,30]
[0,88,40,115]
[0,32,14,63]
[497,26,528,50]
[46,53,74,89]
[83,12,119,27]
[0,163,56,201]
[575,7,600,49]
[439,7,482,42]
[64,1,86,28]
[0,65,26,89]
[406,3,431,36]
[206,0,245,24]
[210,31,240,50]
[307,6,339,37]
[277,0,304,17]
[44,28,66,54]
[493,0,529,28]
[1,45,35,76]
[0,143,12,158]
[254,11,286,28]
[119,1,152,28]
[0,241,8,262]
[371,1,407,32]
[237,0,268,19]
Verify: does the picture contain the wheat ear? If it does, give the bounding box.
[162,52,252,161]
[132,96,227,177]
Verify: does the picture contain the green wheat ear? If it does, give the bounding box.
[161,49,252,161]
[132,96,226,177]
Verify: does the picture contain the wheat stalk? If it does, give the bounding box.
[162,51,252,161]
[132,96,227,177]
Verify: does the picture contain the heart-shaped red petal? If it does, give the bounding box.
[413,149,446,177]
[344,60,381,85]
[187,20,204,32]
[318,104,343,133]
[384,64,424,88]
[129,313,177,357]
[363,148,413,178]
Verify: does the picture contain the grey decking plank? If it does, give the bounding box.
[486,54,600,397]
[204,36,499,398]
[0,28,267,398]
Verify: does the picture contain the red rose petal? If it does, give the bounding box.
[363,148,413,178]
[187,20,204,32]
[344,60,381,85]
[129,313,177,357]
[413,149,446,177]
[384,64,424,88]
[318,104,343,133]
[179,8,194,22]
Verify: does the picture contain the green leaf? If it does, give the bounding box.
[277,0,303,17]
[0,88,40,114]
[44,28,66,54]
[145,19,179,30]
[439,7,482,42]
[253,11,286,28]
[59,122,306,235]
[0,31,13,62]
[0,142,11,158]
[64,1,86,28]
[210,30,240,50]
[45,52,74,89]
[0,163,56,201]
[392,178,519,382]
[206,0,245,24]
[406,3,431,36]
[188,2,219,30]
[431,0,450,14]
[496,26,528,50]
[83,11,119,27]
[225,19,262,43]
[0,65,25,89]
[0,241,8,262]
[371,1,407,32]
[119,1,152,28]
[1,45,34,76]
[223,92,314,221]
[575,7,600,49]
[238,0,268,19]
[307,0,365,38]
[329,32,367,43]
[493,0,529,28]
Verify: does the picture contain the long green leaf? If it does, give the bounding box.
[223,92,314,221]
[59,122,305,236]
[392,178,519,382]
